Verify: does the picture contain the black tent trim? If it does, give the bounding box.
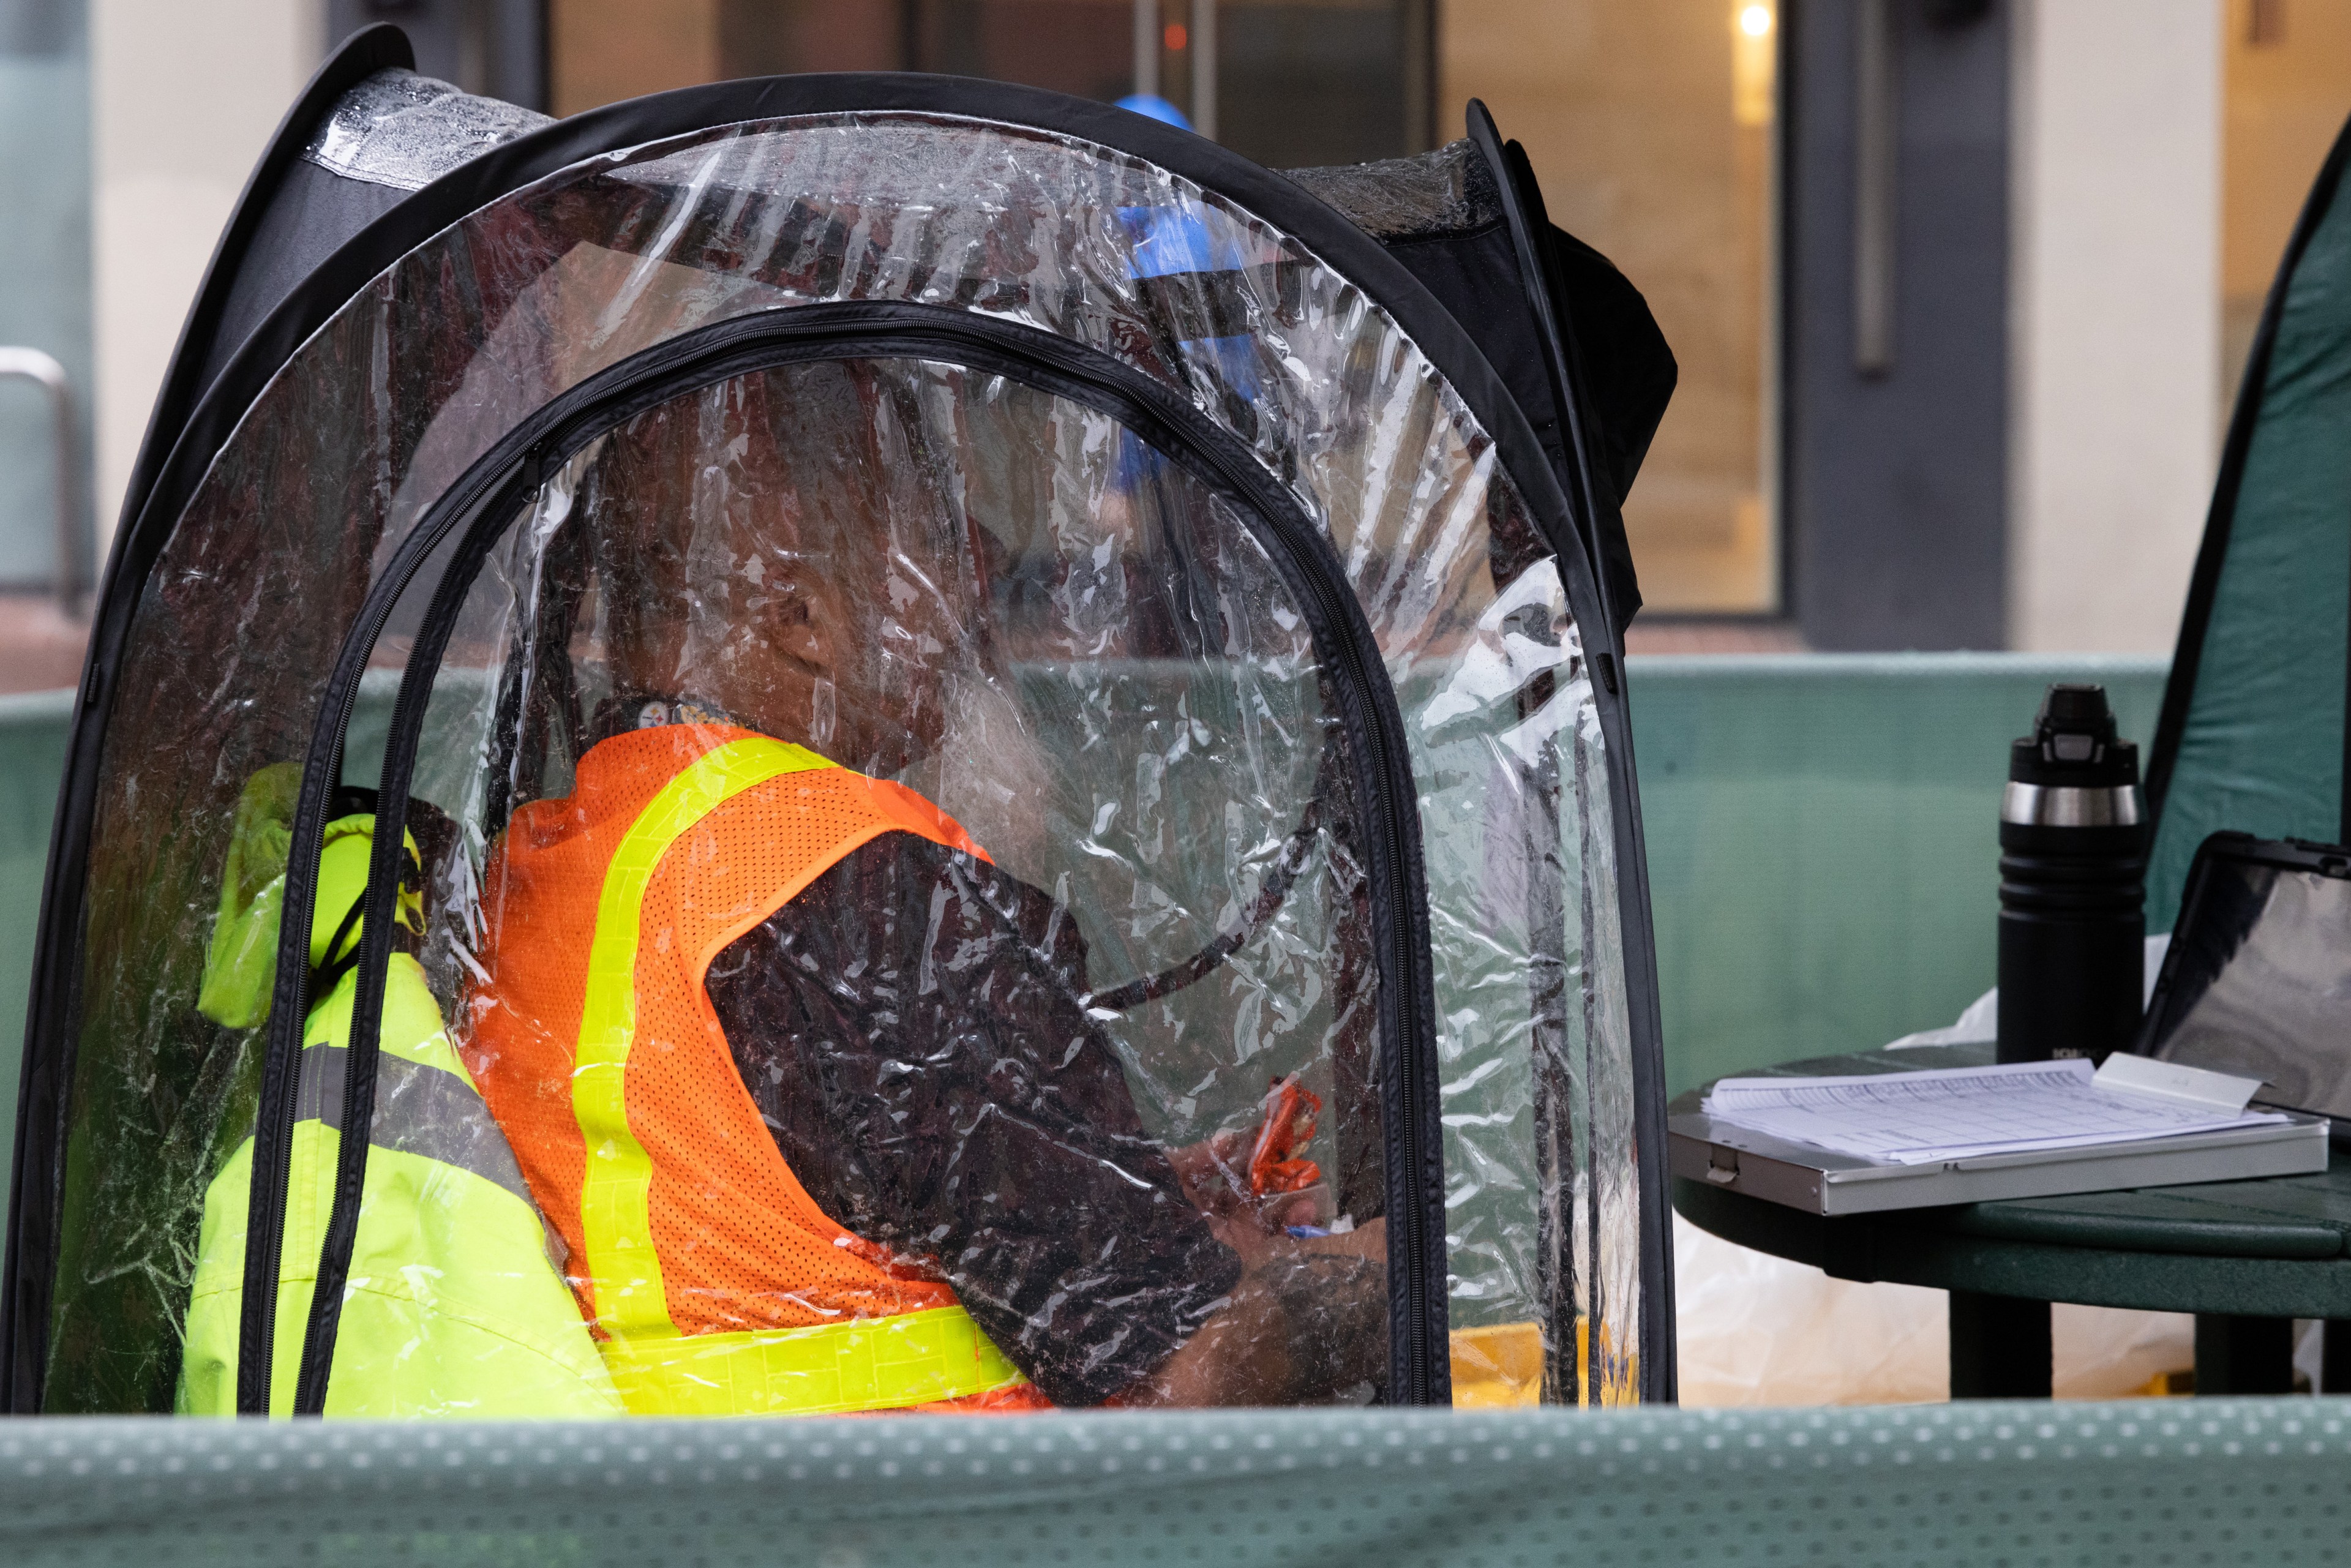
[1467,103,1674,1399]
[0,25,416,1405]
[2145,109,2351,839]
[1468,102,1622,645]
[9,67,1671,1406]
[255,301,1444,1412]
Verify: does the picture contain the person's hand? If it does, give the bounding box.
[1286,1214,1383,1265]
[1167,1130,1278,1267]
[1166,1129,1337,1270]
[1166,1129,1256,1221]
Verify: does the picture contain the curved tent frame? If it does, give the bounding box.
[7,33,1676,1409]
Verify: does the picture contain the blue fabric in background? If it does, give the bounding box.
[1116,93,1190,131]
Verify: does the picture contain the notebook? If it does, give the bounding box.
[1700,1055,2287,1166]
[1668,1046,2327,1216]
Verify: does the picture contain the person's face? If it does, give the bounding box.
[601,373,966,776]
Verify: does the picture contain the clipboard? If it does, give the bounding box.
[1668,1098,2328,1216]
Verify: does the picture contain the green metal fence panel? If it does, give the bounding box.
[1629,654,2169,1096]
[0,689,70,1177]
[0,655,2175,1206]
[0,1400,2342,1566]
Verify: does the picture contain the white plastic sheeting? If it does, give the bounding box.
[1674,1216,2196,1405]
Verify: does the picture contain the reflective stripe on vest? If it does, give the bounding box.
[568,733,1026,1416]
[600,1303,1021,1418]
[572,736,823,1340]
[291,1038,536,1206]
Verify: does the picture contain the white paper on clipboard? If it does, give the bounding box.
[1702,1057,2287,1166]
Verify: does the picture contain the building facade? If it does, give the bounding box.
[2,0,2345,653]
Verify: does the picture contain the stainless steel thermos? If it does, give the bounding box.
[1997,684,2148,1063]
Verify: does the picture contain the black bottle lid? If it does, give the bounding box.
[2008,683,2140,787]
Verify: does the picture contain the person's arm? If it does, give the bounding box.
[711,835,1389,1406]
[1123,1218,1388,1407]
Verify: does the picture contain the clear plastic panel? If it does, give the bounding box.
[356,361,1385,1412]
[51,111,1638,1410]
[1352,460,1640,1406]
[302,68,552,193]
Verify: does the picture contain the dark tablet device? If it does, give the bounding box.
[2138,831,2351,1121]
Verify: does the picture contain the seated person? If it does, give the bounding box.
[461,374,1385,1414]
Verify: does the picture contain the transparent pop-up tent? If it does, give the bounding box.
[5,26,1676,1417]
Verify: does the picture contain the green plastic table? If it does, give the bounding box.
[1673,1044,2351,1397]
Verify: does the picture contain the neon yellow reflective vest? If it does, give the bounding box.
[178,766,621,1417]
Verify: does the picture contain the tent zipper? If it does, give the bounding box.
[1095,413,1440,1406]
[1279,547,1436,1404]
[236,677,359,1415]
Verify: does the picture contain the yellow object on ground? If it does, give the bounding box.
[1449,1318,1642,1408]
[1450,1321,1544,1407]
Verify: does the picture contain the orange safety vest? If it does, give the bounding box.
[463,723,1049,1416]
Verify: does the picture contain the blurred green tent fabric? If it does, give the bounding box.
[2147,111,2351,925]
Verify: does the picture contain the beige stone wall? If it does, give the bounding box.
[89,0,319,553]
[2009,0,2221,653]
[1444,0,1774,614]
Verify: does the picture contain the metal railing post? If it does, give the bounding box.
[1853,0,1899,378]
[0,346,81,615]
[1134,0,1159,102]
[1190,0,1217,141]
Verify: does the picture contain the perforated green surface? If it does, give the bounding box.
[2,1403,2345,1565]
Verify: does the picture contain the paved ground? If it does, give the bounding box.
[0,593,86,695]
